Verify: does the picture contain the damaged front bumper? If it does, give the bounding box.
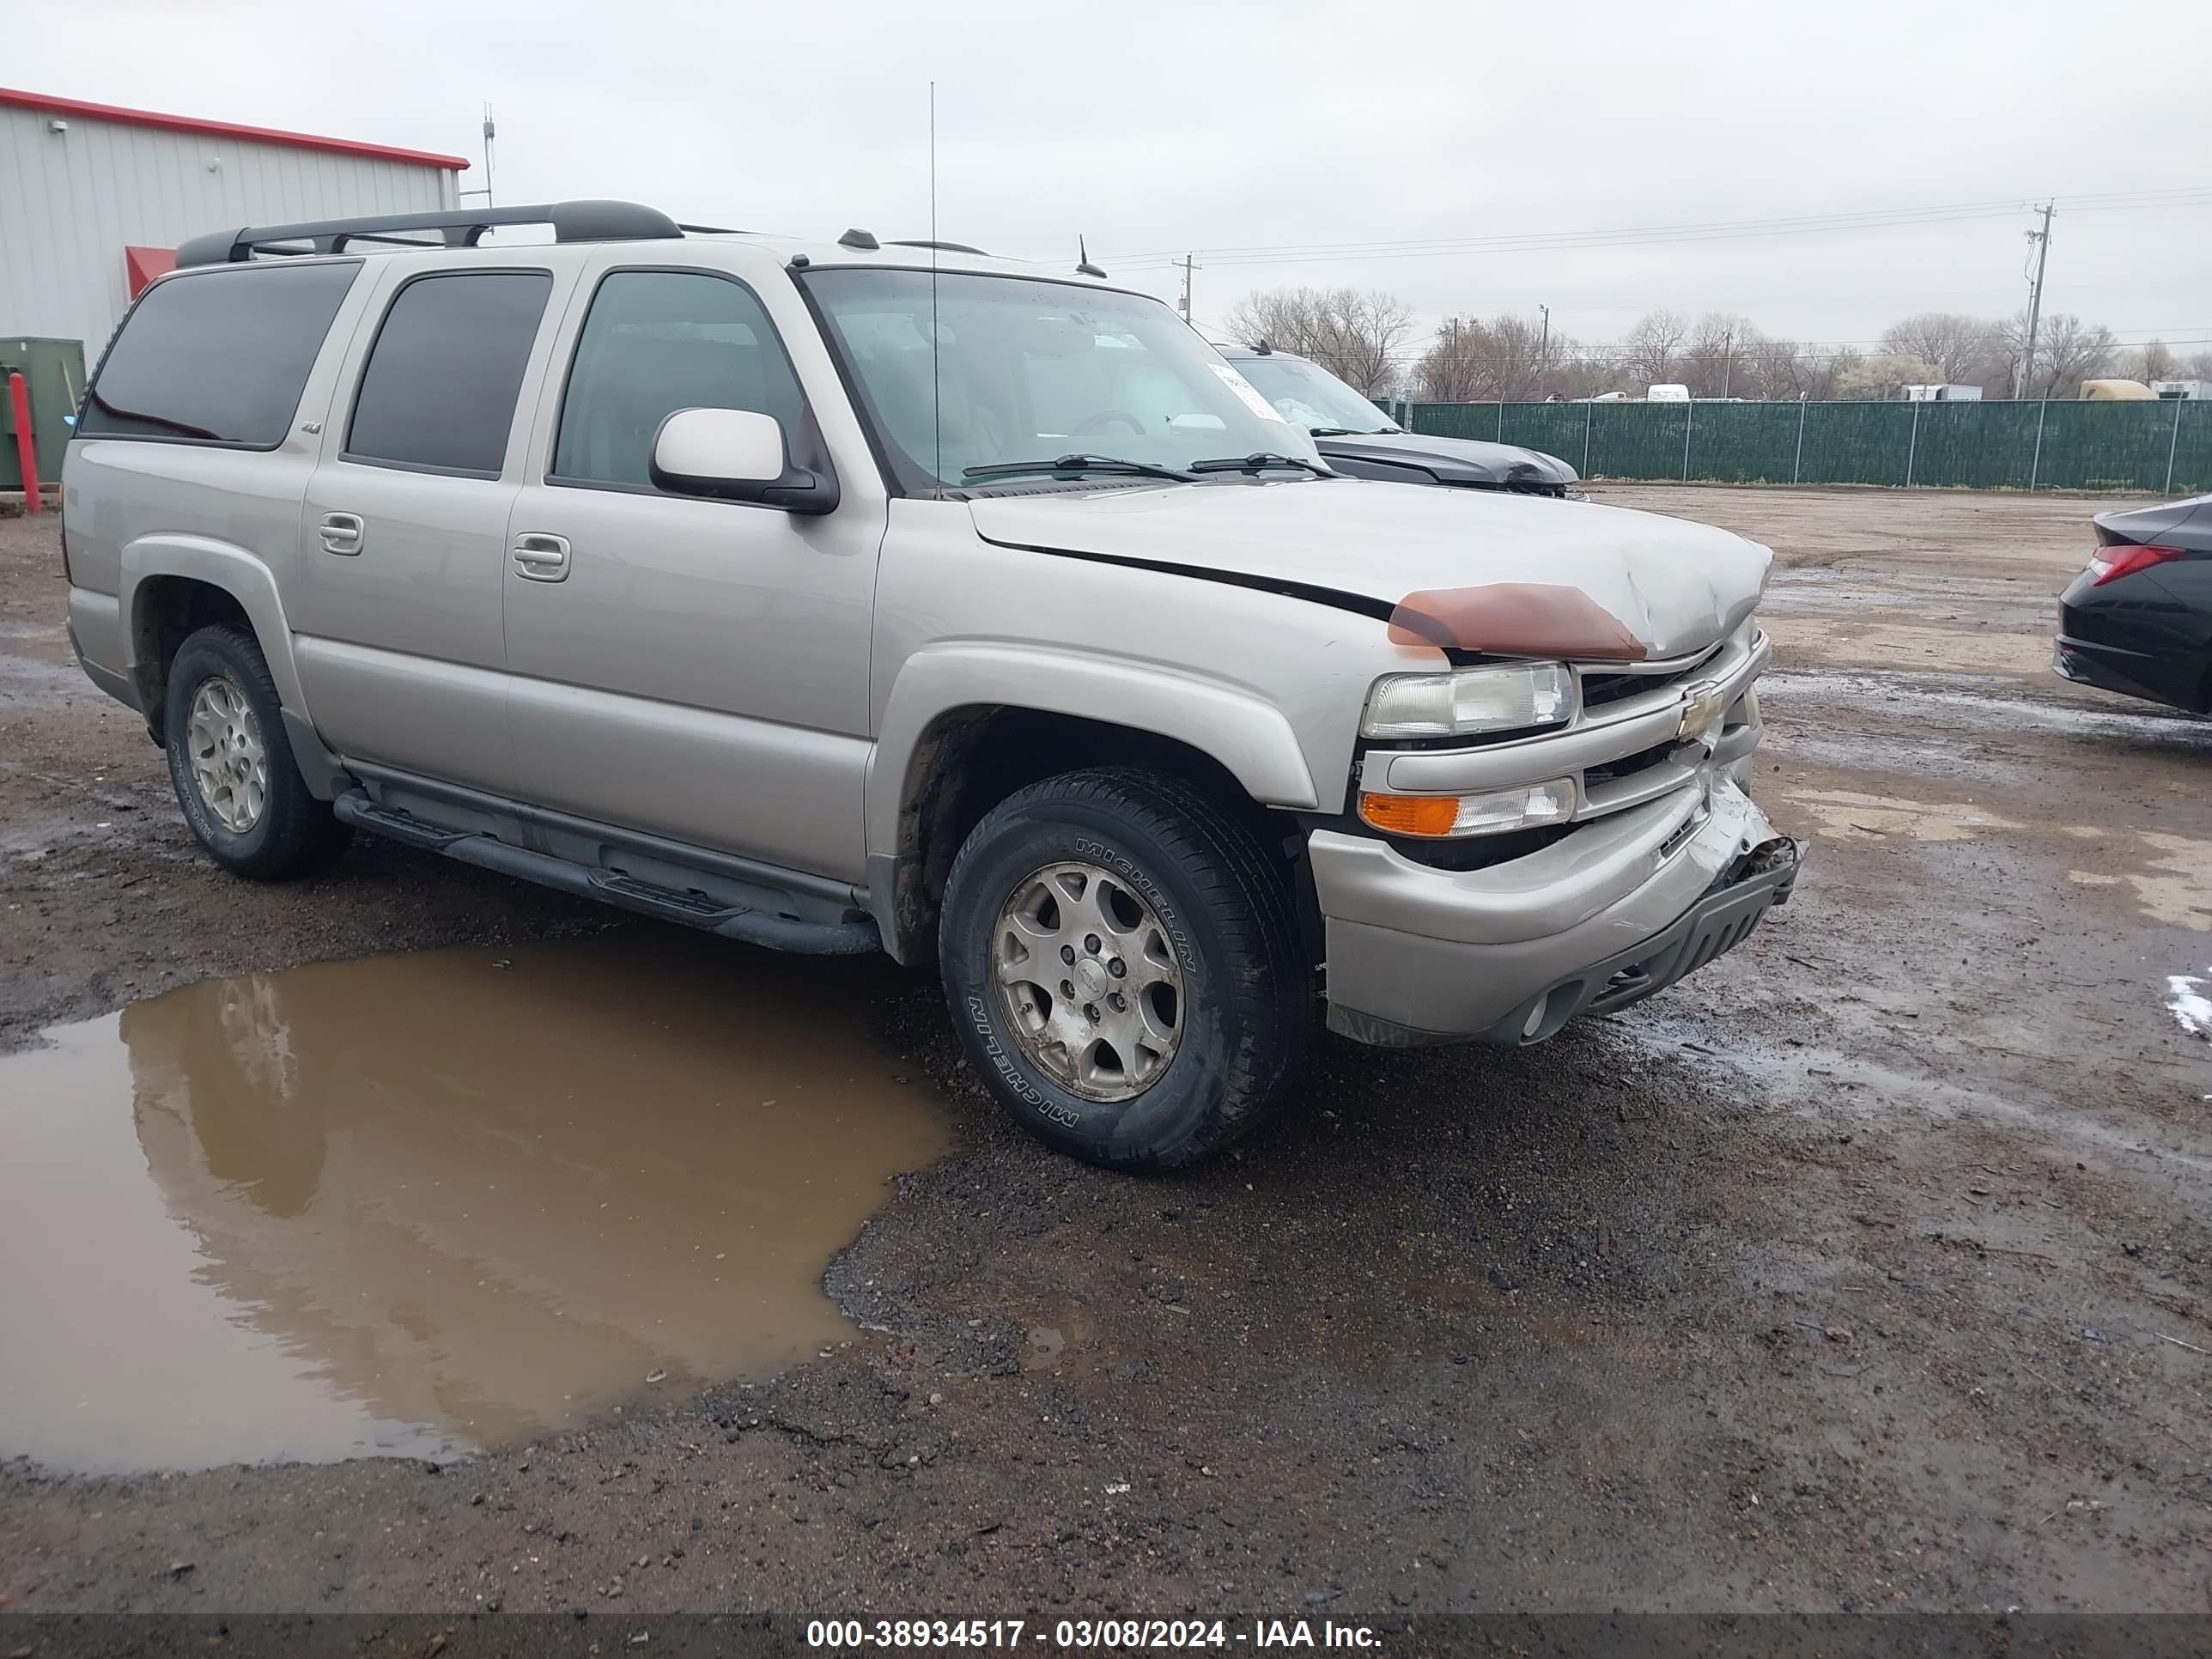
[1312,775,1798,1047]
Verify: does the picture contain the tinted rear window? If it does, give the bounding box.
[346,270,553,476]
[78,262,360,447]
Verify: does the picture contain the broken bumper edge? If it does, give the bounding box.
[1316,782,1798,1048]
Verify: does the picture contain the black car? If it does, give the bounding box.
[1214,343,1582,497]
[2054,494,2212,714]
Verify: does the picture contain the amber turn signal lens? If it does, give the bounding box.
[1358,779,1579,839]
[1358,793,1463,837]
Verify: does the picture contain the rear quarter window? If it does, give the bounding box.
[77,261,362,448]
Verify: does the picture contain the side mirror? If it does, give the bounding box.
[649,407,838,515]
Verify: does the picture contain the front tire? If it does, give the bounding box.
[163,624,352,880]
[939,768,1312,1171]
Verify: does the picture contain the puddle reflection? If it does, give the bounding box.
[0,933,951,1473]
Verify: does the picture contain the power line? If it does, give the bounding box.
[1364,330,2212,367]
[1103,188,2212,272]
[1109,187,2210,264]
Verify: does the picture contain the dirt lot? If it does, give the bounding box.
[3,486,2209,1617]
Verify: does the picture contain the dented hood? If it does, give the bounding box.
[967,477,1771,660]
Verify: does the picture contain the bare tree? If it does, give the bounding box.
[1620,310,1691,389]
[1533,331,1584,400]
[1814,349,1861,400]
[1415,314,1554,402]
[1222,287,1414,398]
[1679,313,1761,398]
[2185,350,2212,381]
[1832,353,1940,401]
[1746,337,1823,401]
[2120,339,2178,385]
[1877,314,1999,386]
[2000,311,2118,398]
[1415,318,1485,402]
[2045,315,2120,396]
[1550,349,1620,400]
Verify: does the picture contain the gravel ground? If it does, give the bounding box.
[3,486,2209,1617]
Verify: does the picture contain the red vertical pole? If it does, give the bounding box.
[7,372,40,515]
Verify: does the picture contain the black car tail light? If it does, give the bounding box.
[2087,544,2184,587]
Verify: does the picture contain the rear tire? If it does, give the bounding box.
[939,767,1312,1171]
[163,624,352,880]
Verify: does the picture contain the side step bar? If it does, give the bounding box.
[333,792,880,957]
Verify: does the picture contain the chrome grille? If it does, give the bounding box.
[1358,628,1769,830]
[1577,642,1723,709]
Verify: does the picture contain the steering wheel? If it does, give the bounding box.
[1071,409,1146,437]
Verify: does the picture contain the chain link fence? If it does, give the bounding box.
[1406,398,2211,495]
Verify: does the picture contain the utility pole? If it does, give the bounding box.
[2016,202,2054,399]
[1177,253,1198,322]
[1538,304,1551,394]
[1721,330,1734,399]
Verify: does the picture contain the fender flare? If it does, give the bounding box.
[865,641,1321,863]
[118,535,349,798]
[120,535,307,709]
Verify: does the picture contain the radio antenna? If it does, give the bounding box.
[928,81,942,496]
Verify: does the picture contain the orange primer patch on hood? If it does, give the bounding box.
[1387,584,1648,661]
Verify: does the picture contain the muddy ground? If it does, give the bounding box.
[3,486,2209,1617]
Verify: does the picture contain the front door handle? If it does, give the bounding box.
[511,532,571,582]
[319,512,365,556]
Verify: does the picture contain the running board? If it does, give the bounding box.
[333,792,880,957]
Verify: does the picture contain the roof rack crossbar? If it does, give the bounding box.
[886,239,989,256]
[175,199,684,268]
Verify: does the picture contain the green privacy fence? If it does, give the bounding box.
[1406,398,2212,494]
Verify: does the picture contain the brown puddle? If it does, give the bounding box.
[0,933,951,1474]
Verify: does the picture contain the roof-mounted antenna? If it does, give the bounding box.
[1254,338,1273,355]
[837,227,880,250]
[1076,236,1106,279]
[927,82,942,498]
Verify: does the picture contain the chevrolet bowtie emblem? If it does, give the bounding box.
[1677,680,1729,746]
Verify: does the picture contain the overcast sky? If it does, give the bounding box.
[22,0,2212,359]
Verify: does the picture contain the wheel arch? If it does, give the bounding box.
[867,655,1324,965]
[121,538,349,798]
[122,538,303,733]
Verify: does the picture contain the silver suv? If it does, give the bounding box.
[61,199,1798,1170]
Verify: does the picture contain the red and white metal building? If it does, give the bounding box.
[0,87,468,360]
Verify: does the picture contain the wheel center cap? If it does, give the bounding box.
[1074,957,1111,999]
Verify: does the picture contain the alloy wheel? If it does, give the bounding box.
[992,860,1184,1102]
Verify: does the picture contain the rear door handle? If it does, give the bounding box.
[511,532,571,582]
[319,512,365,556]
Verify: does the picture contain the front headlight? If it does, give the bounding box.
[1360,661,1577,739]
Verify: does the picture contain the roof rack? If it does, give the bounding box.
[175,198,684,267]
[886,239,990,257]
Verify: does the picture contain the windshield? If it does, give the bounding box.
[802,269,1320,492]
[1231,354,1399,434]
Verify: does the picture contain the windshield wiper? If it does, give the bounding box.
[1307,426,1397,438]
[1188,453,1334,477]
[963,453,1197,483]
